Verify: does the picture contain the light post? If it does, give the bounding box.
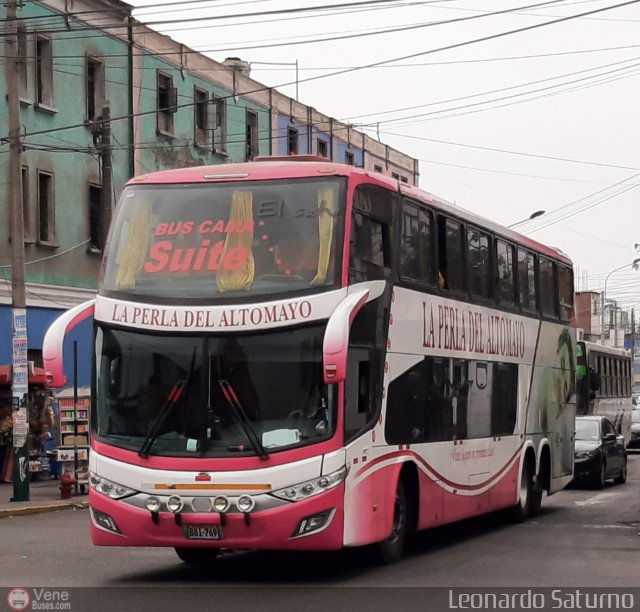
[508,210,545,229]
[601,258,640,346]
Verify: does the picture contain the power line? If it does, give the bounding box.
[5,0,638,144]
[379,132,640,171]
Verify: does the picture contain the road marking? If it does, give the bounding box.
[574,492,618,506]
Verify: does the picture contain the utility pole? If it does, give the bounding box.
[99,103,112,250]
[6,0,30,501]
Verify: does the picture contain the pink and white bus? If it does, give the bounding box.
[43,158,577,564]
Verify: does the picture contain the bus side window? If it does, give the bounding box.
[467,227,492,300]
[399,200,435,286]
[496,240,516,306]
[517,248,537,312]
[539,256,558,318]
[437,216,465,292]
[345,347,380,442]
[349,185,392,283]
[558,264,574,321]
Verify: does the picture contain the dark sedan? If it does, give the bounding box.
[573,416,627,488]
[628,409,640,449]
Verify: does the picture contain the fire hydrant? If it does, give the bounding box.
[60,470,76,500]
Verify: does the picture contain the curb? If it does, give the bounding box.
[0,500,89,519]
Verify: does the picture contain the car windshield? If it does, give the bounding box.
[575,419,600,441]
[102,178,345,303]
[94,324,337,457]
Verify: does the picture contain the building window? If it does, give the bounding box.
[157,72,177,135]
[37,171,55,244]
[345,151,355,166]
[287,127,299,155]
[373,164,383,173]
[213,96,228,153]
[18,24,28,100]
[400,176,408,183]
[86,57,105,122]
[194,87,210,148]
[22,166,34,242]
[35,36,54,108]
[89,183,103,252]
[391,172,400,180]
[246,110,258,160]
[317,139,328,158]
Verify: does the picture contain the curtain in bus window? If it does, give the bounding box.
[311,186,336,285]
[216,191,255,293]
[115,199,152,290]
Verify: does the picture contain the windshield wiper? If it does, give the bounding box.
[138,350,196,458]
[218,379,269,461]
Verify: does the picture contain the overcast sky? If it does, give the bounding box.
[130,0,640,311]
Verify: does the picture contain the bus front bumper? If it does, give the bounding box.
[89,484,345,551]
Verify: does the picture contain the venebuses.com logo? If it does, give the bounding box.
[7,589,30,611]
[6,588,71,611]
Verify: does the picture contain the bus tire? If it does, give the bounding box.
[372,480,407,565]
[175,547,220,565]
[510,459,533,523]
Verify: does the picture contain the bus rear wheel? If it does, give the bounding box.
[510,459,533,523]
[372,480,407,565]
[175,547,220,565]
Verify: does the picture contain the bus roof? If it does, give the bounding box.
[127,159,572,265]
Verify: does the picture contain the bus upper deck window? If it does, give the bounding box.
[558,264,574,321]
[496,240,516,306]
[539,257,558,318]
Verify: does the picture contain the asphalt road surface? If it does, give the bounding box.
[2,454,640,611]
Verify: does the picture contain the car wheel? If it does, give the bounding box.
[614,457,627,485]
[175,547,220,565]
[372,480,407,565]
[593,460,607,489]
[510,459,533,522]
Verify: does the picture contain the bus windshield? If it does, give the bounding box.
[94,324,336,457]
[102,178,345,302]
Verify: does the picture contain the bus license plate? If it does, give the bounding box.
[184,525,223,540]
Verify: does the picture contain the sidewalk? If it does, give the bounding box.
[0,479,89,519]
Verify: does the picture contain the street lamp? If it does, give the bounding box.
[508,210,545,229]
[601,258,640,346]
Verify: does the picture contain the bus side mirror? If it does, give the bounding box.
[322,282,385,384]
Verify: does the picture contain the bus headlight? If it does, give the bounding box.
[213,496,230,513]
[89,472,136,500]
[145,496,162,513]
[270,466,347,502]
[236,495,255,513]
[167,495,184,513]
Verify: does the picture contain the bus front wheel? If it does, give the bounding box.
[175,547,220,565]
[372,480,407,565]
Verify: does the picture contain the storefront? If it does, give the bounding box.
[0,365,56,482]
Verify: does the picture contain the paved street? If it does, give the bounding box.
[2,454,640,589]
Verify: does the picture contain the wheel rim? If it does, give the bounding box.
[389,493,406,544]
